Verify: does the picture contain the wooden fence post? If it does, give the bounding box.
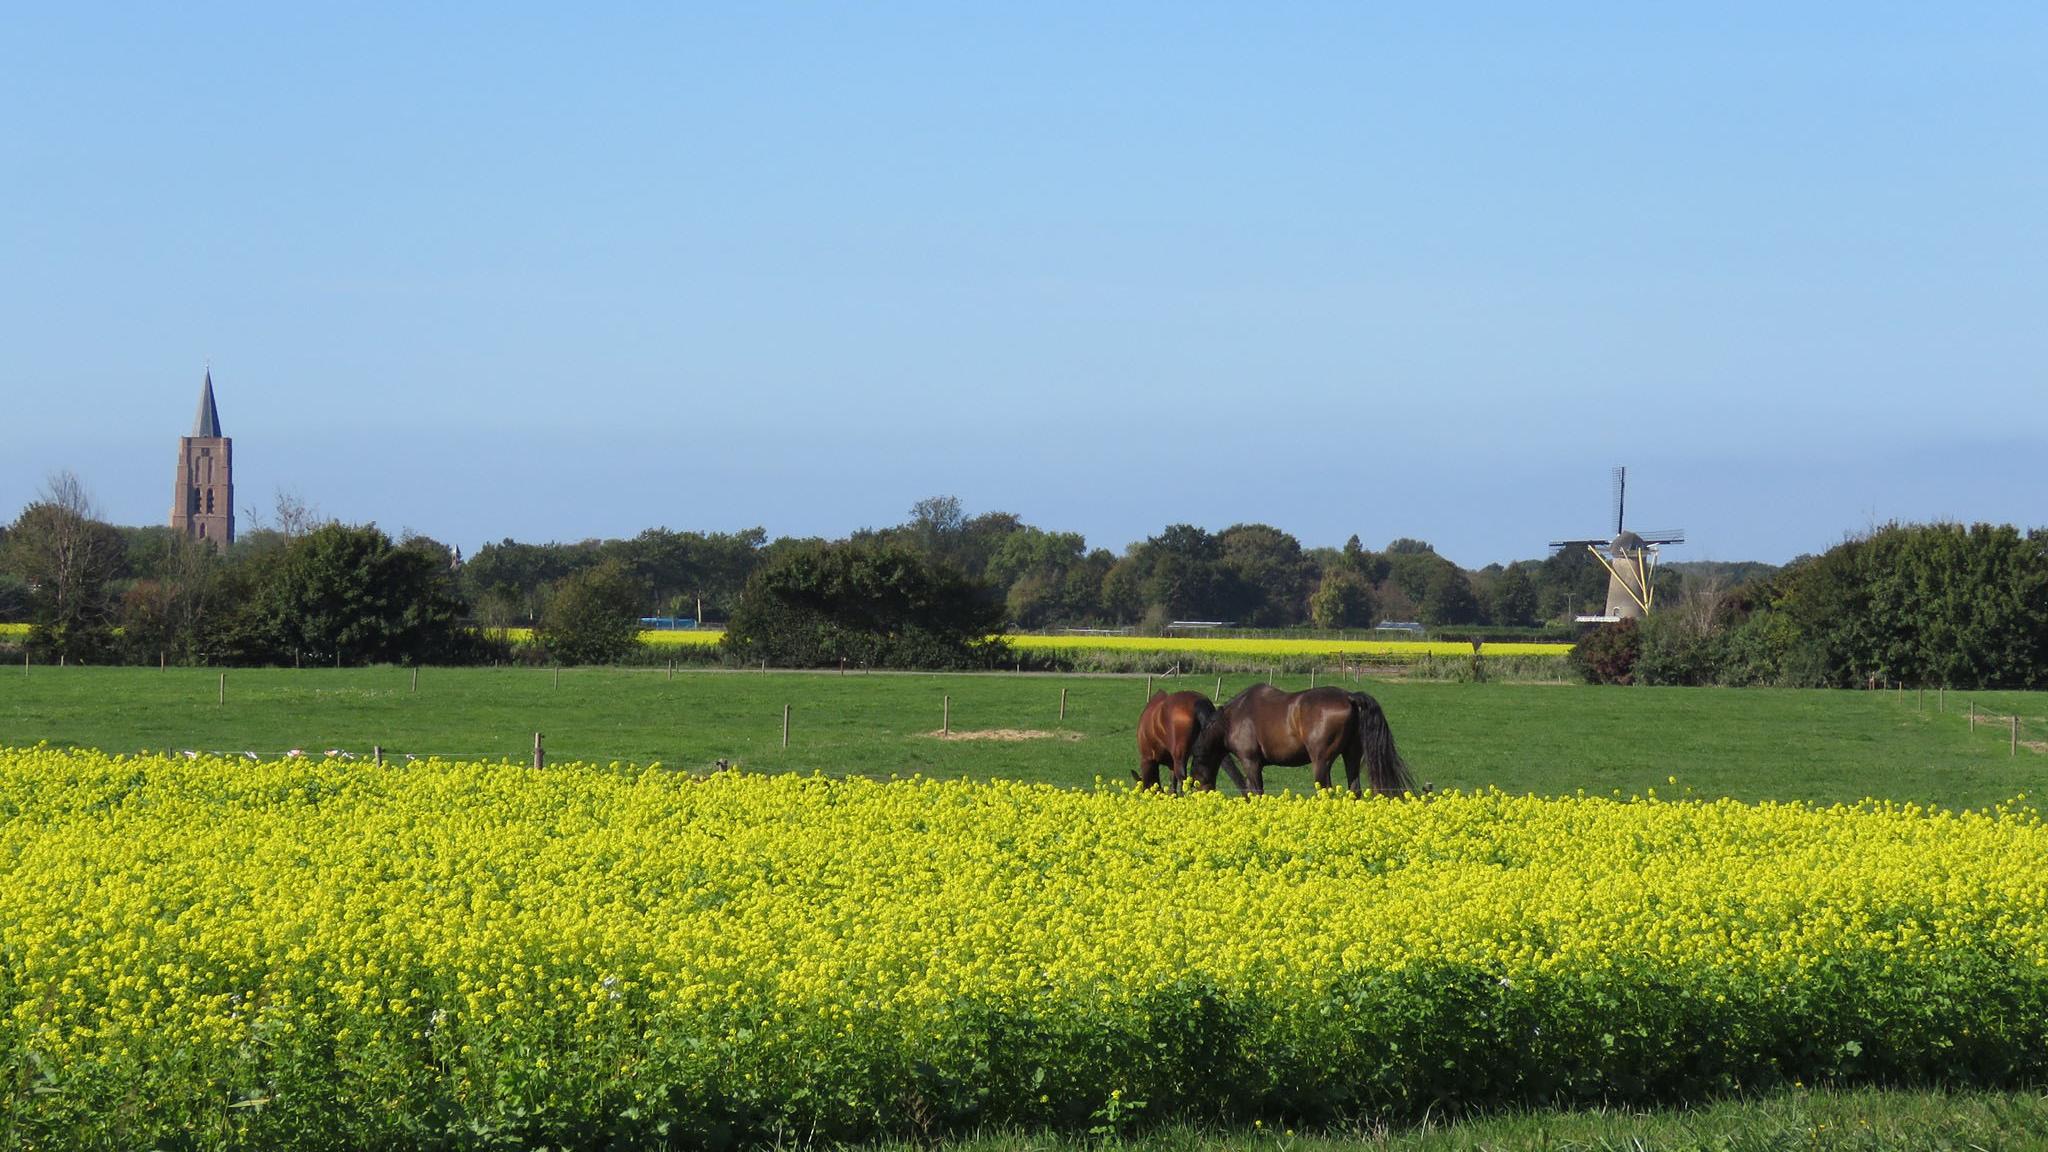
[2012,716,2019,757]
[533,732,544,770]
[782,704,791,748]
[160,650,166,672]
[1059,686,1067,720]
[943,695,951,736]
[554,666,560,689]
[667,659,674,680]
[1310,668,1317,689]
[1970,702,1976,732]
[373,745,383,767]
[1146,675,1153,695]
[411,667,419,694]
[1215,675,1222,700]
[218,672,226,705]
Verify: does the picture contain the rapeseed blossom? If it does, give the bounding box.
[0,746,2042,1148]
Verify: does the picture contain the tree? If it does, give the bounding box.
[724,540,1006,670]
[5,472,126,662]
[1134,525,1228,622]
[987,527,1093,629]
[243,523,470,665]
[537,560,646,665]
[1386,551,1450,604]
[1309,568,1377,630]
[1218,523,1315,626]
[618,526,766,622]
[1419,565,1482,627]
[1770,522,2048,688]
[117,534,237,664]
[1490,562,1539,627]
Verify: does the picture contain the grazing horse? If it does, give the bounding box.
[1135,690,1216,793]
[1190,684,1415,797]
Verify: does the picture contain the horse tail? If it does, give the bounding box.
[1349,691,1416,796]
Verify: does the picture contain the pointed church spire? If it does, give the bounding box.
[193,369,223,438]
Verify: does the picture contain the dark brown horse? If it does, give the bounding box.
[1135,690,1217,793]
[1190,684,1415,797]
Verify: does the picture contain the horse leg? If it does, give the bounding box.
[1218,755,1248,796]
[1136,760,1160,790]
[1311,750,1335,792]
[1342,747,1363,797]
[1168,751,1188,795]
[1241,756,1266,797]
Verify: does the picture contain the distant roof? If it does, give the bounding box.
[192,370,222,438]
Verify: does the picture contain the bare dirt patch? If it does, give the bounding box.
[925,728,1084,742]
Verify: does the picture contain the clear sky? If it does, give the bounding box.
[4,4,2043,567]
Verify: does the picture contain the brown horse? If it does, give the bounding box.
[1135,690,1217,793]
[1190,684,1415,797]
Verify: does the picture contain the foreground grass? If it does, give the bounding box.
[919,1087,2048,1151]
[2,667,2042,806]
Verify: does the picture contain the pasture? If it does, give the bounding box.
[2,665,2043,808]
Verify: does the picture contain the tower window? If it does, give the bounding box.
[205,490,215,514]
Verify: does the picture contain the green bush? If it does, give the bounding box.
[724,540,1008,670]
[1566,619,1641,685]
[536,561,646,665]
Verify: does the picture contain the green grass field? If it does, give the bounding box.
[2,665,2042,808]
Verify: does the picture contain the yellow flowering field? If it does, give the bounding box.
[1008,634,1572,658]
[4,746,2045,1149]
[481,628,1567,660]
[491,627,723,647]
[0,621,26,640]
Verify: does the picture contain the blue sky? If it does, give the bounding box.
[4,4,2043,566]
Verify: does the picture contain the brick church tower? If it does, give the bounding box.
[171,369,234,547]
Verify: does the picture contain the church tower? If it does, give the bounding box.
[171,370,234,547]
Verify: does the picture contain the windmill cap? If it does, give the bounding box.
[1612,530,1646,550]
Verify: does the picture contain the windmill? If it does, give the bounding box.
[1548,467,1684,621]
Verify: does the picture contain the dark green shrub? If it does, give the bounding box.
[1567,618,1641,685]
[725,540,1006,670]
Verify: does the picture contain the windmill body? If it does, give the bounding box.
[1549,468,1683,622]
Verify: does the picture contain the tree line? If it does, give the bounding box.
[1,482,1652,666]
[33,478,2048,689]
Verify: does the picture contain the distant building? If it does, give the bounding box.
[170,370,234,547]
